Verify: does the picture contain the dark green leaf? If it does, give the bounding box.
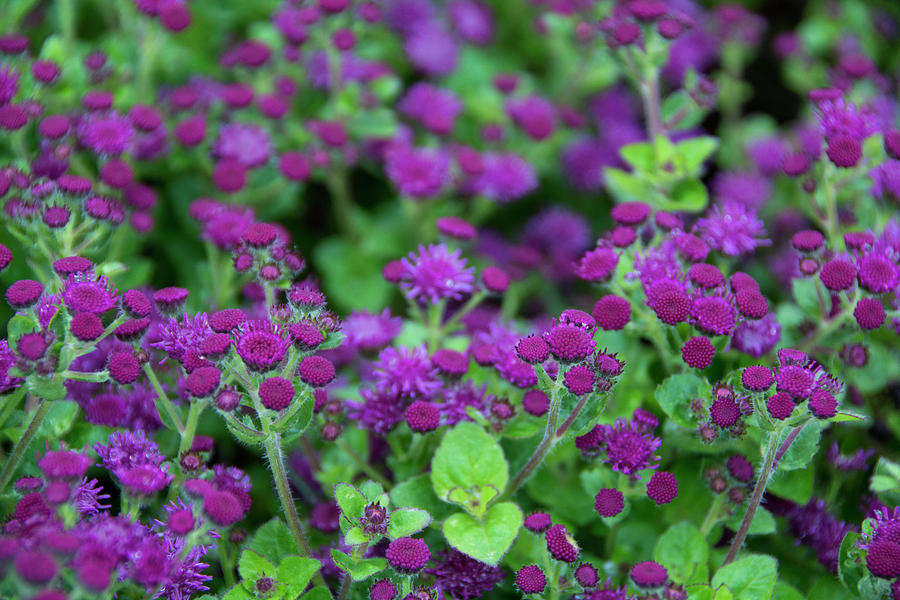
[247,518,298,564]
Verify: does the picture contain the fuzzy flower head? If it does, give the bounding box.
[78,111,134,155]
[234,319,291,372]
[213,122,272,168]
[473,153,537,202]
[400,244,475,304]
[386,145,450,198]
[695,200,769,257]
[152,313,212,366]
[374,345,441,400]
[343,309,403,351]
[398,84,462,135]
[427,549,504,599]
[597,417,662,477]
[814,95,878,141]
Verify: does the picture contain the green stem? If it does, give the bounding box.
[503,377,563,499]
[700,493,726,537]
[220,540,236,588]
[143,363,184,433]
[179,400,205,456]
[335,437,392,489]
[263,433,328,589]
[722,423,804,565]
[326,168,357,242]
[426,300,446,353]
[440,292,486,337]
[0,399,52,491]
[58,0,76,56]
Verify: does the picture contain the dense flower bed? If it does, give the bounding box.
[1,0,899,599]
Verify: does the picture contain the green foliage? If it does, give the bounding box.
[246,519,298,565]
[654,522,709,584]
[431,422,509,518]
[711,555,778,600]
[655,373,710,428]
[441,502,523,566]
[331,549,387,582]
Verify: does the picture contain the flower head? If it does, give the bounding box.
[400,244,475,304]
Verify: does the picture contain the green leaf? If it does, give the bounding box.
[725,506,776,536]
[330,549,387,582]
[711,555,777,600]
[247,518,298,564]
[664,178,708,213]
[870,457,900,494]
[442,502,522,566]
[27,376,68,401]
[334,483,367,519]
[7,315,36,347]
[387,508,431,539]
[791,277,821,318]
[654,522,709,584]
[344,527,367,545]
[676,136,718,174]
[604,167,652,203]
[772,581,804,600]
[391,474,454,520]
[655,373,710,428]
[431,422,508,518]
[222,585,252,600]
[34,400,78,439]
[277,556,321,597]
[359,481,384,502]
[774,421,822,471]
[301,587,333,600]
[619,141,655,172]
[238,550,275,583]
[838,531,864,591]
[223,414,264,446]
[767,466,813,504]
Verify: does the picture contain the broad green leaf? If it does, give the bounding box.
[604,167,652,202]
[302,587,333,600]
[676,136,718,174]
[711,555,777,600]
[344,527,367,545]
[870,457,900,494]
[277,556,321,596]
[330,549,387,582]
[36,400,79,438]
[222,585,252,600]
[334,483,367,519]
[442,502,522,566]
[725,506,776,536]
[27,377,68,401]
[772,581,804,600]
[247,518,298,565]
[387,508,431,539]
[359,481,384,502]
[664,178,708,213]
[431,422,508,517]
[773,421,822,471]
[767,466,813,504]
[391,474,454,520]
[838,531,864,591]
[654,522,709,584]
[7,315,36,347]
[655,373,710,428]
[238,550,275,583]
[791,277,821,318]
[620,141,655,172]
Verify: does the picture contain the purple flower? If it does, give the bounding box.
[730,313,780,358]
[747,137,788,177]
[385,145,450,198]
[95,431,172,496]
[62,273,118,314]
[374,345,441,399]
[233,320,291,372]
[562,137,616,191]
[449,0,494,44]
[78,111,135,155]
[428,549,504,599]
[0,66,19,105]
[598,417,662,476]
[398,83,462,135]
[152,313,212,364]
[384,0,435,37]
[827,442,875,471]
[507,96,556,140]
[712,171,772,210]
[871,160,900,200]
[347,388,407,434]
[814,96,877,141]
[400,244,475,304]
[73,477,111,515]
[343,309,403,351]
[213,123,272,168]
[788,499,856,573]
[695,200,769,256]
[0,339,23,393]
[441,381,492,425]
[405,24,458,76]
[474,153,537,202]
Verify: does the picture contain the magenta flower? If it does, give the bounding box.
[400,243,475,304]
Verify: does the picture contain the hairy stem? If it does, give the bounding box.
[503,379,564,499]
[722,423,804,565]
[700,493,726,537]
[0,398,52,491]
[263,433,328,589]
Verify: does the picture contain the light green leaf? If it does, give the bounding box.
[387,508,432,539]
[442,502,522,566]
[27,377,68,401]
[664,178,708,213]
[676,136,718,174]
[330,549,387,582]
[791,277,821,318]
[725,506,776,536]
[838,531,864,591]
[620,141,655,172]
[774,421,822,471]
[334,483,367,519]
[391,474,454,520]
[301,587,333,600]
[604,167,652,202]
[431,422,508,517]
[711,555,777,600]
[238,550,275,583]
[344,527,367,546]
[222,585,252,600]
[772,581,804,600]
[654,522,709,584]
[655,373,710,428]
[359,481,384,502]
[277,556,321,597]
[36,400,79,438]
[248,518,298,565]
